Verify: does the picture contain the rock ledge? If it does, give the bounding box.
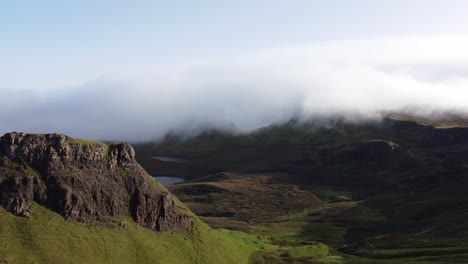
[0,132,192,232]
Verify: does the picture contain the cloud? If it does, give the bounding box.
[2,36,468,142]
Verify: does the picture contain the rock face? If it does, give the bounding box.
[384,117,468,147]
[331,140,400,163]
[0,132,192,232]
[360,140,400,160]
[431,127,468,146]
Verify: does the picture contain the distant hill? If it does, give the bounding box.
[133,113,468,263]
[135,113,468,179]
[385,111,468,128]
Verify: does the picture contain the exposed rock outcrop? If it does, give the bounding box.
[330,140,400,163]
[384,117,468,147]
[0,132,192,232]
[431,127,468,146]
[360,140,400,160]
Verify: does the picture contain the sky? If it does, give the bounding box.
[1,1,468,141]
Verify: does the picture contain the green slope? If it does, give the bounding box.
[0,203,264,264]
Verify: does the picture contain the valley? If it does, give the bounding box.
[2,115,468,263]
[3,2,467,263]
[134,116,468,263]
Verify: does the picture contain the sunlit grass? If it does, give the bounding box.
[0,204,265,264]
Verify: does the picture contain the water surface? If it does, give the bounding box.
[152,156,188,163]
[155,176,185,186]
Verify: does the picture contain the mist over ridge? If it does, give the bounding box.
[3,36,468,142]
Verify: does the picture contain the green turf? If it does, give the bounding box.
[66,136,103,146]
[0,204,265,264]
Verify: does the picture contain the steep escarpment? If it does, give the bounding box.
[0,132,192,232]
[431,127,468,146]
[385,117,468,146]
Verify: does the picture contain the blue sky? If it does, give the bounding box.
[2,0,468,91]
[1,1,468,140]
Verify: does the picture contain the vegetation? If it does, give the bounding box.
[66,136,103,146]
[386,112,468,128]
[133,116,468,263]
[0,204,265,264]
[5,115,468,263]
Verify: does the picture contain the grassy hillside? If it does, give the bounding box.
[0,203,264,264]
[0,132,339,264]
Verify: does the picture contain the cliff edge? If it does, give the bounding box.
[0,132,192,232]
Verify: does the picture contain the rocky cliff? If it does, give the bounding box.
[385,117,468,146]
[0,132,192,232]
[430,127,468,146]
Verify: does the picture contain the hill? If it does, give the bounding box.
[134,115,468,263]
[0,133,263,263]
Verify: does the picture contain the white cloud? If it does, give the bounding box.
[2,36,468,141]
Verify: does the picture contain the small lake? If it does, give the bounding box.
[152,156,188,163]
[155,176,185,186]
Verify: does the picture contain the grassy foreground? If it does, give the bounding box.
[0,203,264,264]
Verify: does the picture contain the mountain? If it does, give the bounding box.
[0,133,261,263]
[5,112,468,264]
[134,115,468,263]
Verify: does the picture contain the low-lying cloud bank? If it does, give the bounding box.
[2,36,468,142]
